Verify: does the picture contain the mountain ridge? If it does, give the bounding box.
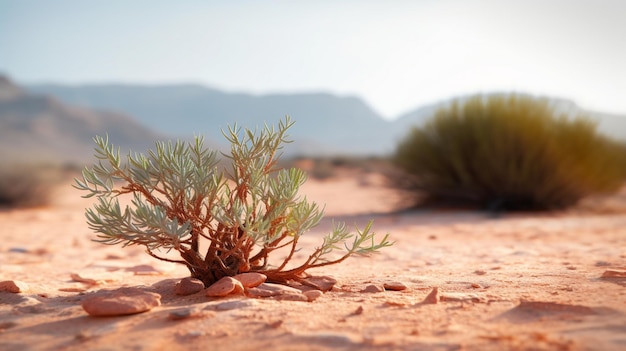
[9,78,626,160]
[0,76,167,164]
[26,83,392,155]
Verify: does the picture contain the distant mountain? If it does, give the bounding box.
[24,82,626,159]
[0,76,166,164]
[26,84,393,155]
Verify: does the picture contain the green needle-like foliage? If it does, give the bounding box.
[75,116,392,287]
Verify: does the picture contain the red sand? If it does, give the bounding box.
[1,170,625,350]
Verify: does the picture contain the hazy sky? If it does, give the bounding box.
[1,0,624,119]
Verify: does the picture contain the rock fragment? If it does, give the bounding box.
[82,287,161,316]
[246,283,307,301]
[232,273,267,288]
[168,307,209,320]
[248,283,302,295]
[361,284,385,293]
[175,277,205,296]
[303,290,323,302]
[205,277,244,297]
[383,281,407,291]
[440,292,483,303]
[516,300,596,315]
[301,276,337,292]
[0,280,29,293]
[601,269,626,278]
[421,287,439,304]
[70,273,103,286]
[351,306,364,315]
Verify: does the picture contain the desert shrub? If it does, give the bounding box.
[0,162,64,208]
[394,94,626,210]
[75,116,391,287]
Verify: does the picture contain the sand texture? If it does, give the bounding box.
[1,170,625,351]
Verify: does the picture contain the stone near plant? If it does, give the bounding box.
[81,287,161,316]
[232,272,267,288]
[205,277,244,297]
[175,277,205,296]
[301,275,337,292]
[246,283,304,299]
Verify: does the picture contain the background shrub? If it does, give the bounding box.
[394,94,626,210]
[0,161,65,208]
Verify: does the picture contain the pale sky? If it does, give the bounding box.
[1,0,625,119]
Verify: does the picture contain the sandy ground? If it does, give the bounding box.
[1,169,625,351]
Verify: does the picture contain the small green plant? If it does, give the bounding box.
[394,94,626,210]
[75,116,391,287]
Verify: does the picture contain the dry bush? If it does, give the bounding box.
[0,161,65,208]
[75,117,391,287]
[394,94,626,210]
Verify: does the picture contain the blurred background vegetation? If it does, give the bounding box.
[0,158,69,208]
[1,75,625,212]
[394,94,626,210]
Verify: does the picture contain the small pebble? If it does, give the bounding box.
[205,277,244,297]
[352,305,364,315]
[82,287,161,316]
[383,300,409,307]
[175,277,205,296]
[601,269,626,278]
[361,284,385,293]
[168,308,194,320]
[232,273,267,288]
[0,280,29,293]
[383,281,407,291]
[168,307,213,320]
[247,283,302,296]
[301,276,337,292]
[421,287,439,304]
[70,273,102,286]
[267,320,283,328]
[303,290,323,302]
[440,292,483,303]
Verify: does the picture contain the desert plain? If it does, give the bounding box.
[1,166,625,351]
